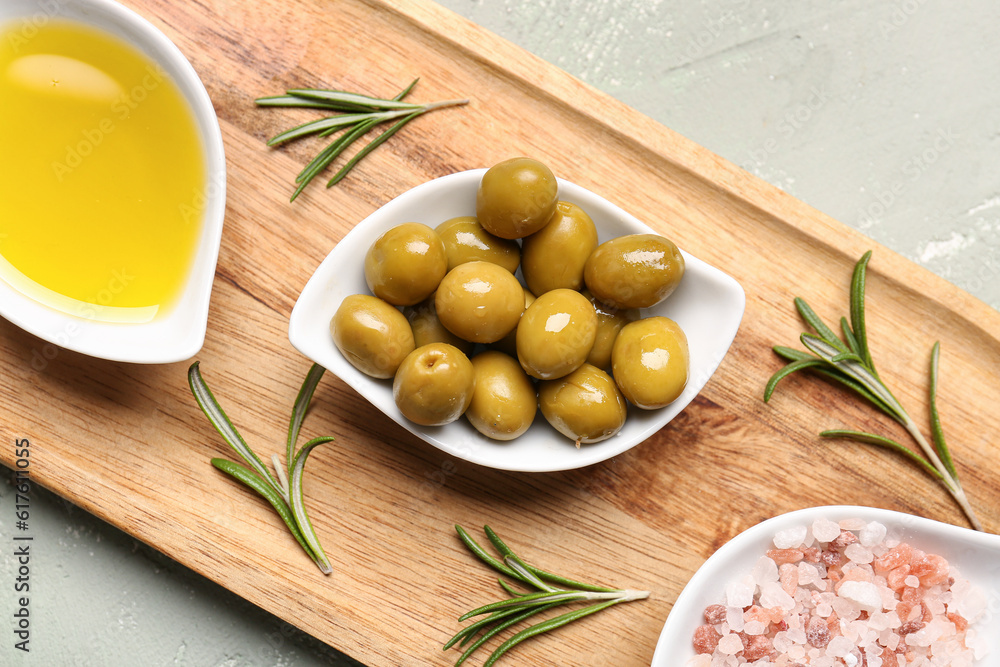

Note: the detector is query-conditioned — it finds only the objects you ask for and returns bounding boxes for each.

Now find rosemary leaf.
[484,525,616,594]
[483,525,518,561]
[190,363,336,573]
[765,252,983,530]
[840,316,862,356]
[763,358,828,402]
[257,79,467,199]
[455,603,561,666]
[289,437,336,575]
[799,333,906,422]
[267,112,401,147]
[459,590,587,622]
[445,605,535,651]
[929,342,958,479]
[290,118,381,201]
[254,95,368,111]
[211,458,315,561]
[482,600,623,667]
[794,297,847,352]
[773,346,814,362]
[819,430,943,480]
[456,525,523,582]
[286,363,326,474]
[188,362,282,496]
[505,555,558,593]
[297,118,376,181]
[325,110,421,188]
[449,526,647,664]
[497,579,528,598]
[393,77,419,101]
[849,250,876,372]
[285,88,422,110]
[769,345,899,417]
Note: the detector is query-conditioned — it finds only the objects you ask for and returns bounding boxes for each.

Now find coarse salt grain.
[691,520,989,666]
[812,518,842,543]
[838,580,883,613]
[773,525,808,549]
[726,578,754,608]
[844,542,873,564]
[752,555,779,585]
[718,633,743,655]
[859,521,888,547]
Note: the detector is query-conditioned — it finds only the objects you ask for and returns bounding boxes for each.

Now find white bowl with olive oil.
[0,0,225,364]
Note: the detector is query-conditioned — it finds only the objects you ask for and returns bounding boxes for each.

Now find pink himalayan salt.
[717,632,743,655]
[691,519,987,665]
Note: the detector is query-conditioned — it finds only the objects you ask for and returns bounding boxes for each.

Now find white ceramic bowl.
[653,506,1000,665]
[289,169,745,472]
[0,0,225,364]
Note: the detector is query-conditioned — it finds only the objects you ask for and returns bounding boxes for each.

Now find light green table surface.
[3,1,998,665]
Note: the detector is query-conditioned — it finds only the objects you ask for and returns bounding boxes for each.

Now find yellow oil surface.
[0,20,206,320]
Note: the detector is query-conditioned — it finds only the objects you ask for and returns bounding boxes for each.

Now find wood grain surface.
[2,1,999,665]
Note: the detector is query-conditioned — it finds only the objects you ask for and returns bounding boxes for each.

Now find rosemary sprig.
[447,526,648,666]
[764,251,983,531]
[256,79,468,201]
[188,362,334,573]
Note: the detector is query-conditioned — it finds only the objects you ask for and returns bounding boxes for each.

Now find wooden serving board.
[3,1,999,664]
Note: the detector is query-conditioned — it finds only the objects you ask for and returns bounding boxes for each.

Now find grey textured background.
[3,1,998,665]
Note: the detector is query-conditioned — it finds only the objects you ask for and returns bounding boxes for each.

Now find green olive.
[521,201,598,295]
[491,287,536,357]
[435,216,521,273]
[466,351,537,441]
[612,316,689,409]
[538,363,626,445]
[364,222,448,306]
[402,295,474,355]
[435,261,525,344]
[330,294,415,379]
[392,343,475,426]
[476,157,558,239]
[583,233,685,309]
[582,289,638,370]
[516,288,597,380]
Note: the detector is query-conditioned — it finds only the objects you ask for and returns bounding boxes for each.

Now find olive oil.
[0,20,205,322]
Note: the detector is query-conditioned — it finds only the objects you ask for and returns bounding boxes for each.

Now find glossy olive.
[582,289,638,370]
[516,288,597,380]
[330,294,415,379]
[402,295,473,355]
[490,287,536,358]
[364,222,448,306]
[435,261,525,344]
[538,363,626,445]
[392,343,475,426]
[612,316,689,409]
[476,157,558,239]
[435,216,521,273]
[521,201,598,295]
[584,233,685,309]
[466,351,537,441]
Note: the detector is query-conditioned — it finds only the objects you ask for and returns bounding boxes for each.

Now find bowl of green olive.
[288,159,745,472]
